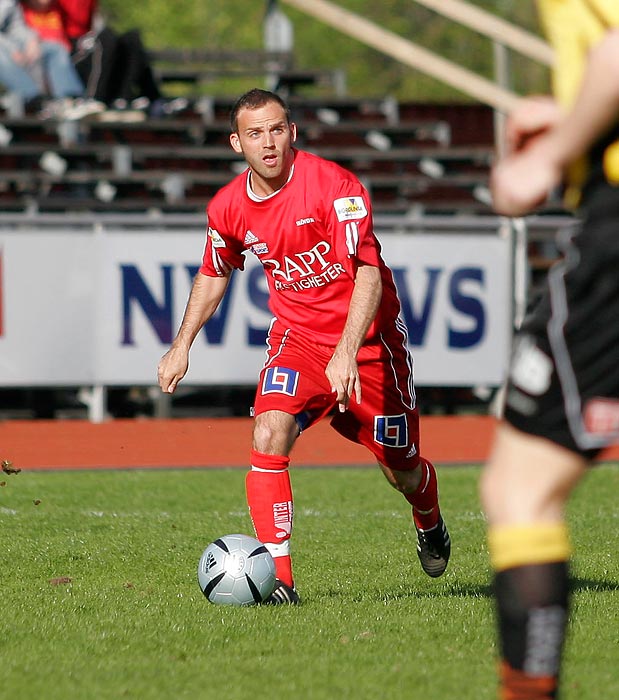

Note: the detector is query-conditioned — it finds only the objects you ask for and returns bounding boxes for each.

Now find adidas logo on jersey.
[244,230,259,245]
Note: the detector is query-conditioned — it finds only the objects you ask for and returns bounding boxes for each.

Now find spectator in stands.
[0,0,83,109]
[58,0,164,115]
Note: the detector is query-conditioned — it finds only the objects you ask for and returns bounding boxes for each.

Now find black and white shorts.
[503,197,619,458]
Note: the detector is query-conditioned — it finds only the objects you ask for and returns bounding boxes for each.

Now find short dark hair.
[230,88,290,132]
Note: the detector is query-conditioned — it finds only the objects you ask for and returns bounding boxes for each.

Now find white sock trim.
[250,465,289,474]
[264,541,290,558]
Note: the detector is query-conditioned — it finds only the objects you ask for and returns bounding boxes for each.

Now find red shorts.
[253,319,421,470]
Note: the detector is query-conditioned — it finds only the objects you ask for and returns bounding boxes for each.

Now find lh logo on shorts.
[374,414,408,448]
[262,366,299,396]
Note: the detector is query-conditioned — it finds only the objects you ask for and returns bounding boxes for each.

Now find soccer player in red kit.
[158,88,450,603]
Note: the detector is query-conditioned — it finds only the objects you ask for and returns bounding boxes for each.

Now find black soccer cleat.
[264,579,301,605]
[415,515,451,578]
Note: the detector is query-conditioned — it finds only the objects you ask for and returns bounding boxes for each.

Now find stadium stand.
[0,37,568,420]
[0,93,497,216]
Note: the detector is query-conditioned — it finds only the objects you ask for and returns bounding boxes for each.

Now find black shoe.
[265,579,300,605]
[415,516,451,578]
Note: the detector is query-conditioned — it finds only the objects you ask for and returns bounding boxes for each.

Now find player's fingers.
[157,362,177,394]
[353,374,362,404]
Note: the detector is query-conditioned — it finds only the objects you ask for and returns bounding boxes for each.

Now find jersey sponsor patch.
[583,398,619,435]
[207,227,226,248]
[374,414,409,448]
[251,242,269,255]
[333,196,368,222]
[261,366,299,397]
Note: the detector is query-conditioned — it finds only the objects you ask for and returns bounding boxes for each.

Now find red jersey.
[200,149,402,346]
[22,2,70,50]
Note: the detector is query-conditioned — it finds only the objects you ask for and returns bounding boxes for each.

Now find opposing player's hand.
[505,95,562,154]
[157,346,189,394]
[491,138,562,217]
[325,350,361,413]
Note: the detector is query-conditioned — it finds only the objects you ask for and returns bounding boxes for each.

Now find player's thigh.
[481,422,586,526]
[253,325,335,438]
[333,344,420,471]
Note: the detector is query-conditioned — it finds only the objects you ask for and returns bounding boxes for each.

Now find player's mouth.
[262,153,279,167]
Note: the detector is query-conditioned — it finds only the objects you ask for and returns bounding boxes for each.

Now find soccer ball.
[197,534,276,606]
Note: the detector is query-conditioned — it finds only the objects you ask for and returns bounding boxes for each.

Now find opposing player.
[481,2,619,697]
[157,88,450,603]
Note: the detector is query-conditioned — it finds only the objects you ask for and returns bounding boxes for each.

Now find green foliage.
[1,464,618,699]
[98,0,549,100]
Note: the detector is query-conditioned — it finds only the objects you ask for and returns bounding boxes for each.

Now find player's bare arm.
[492,30,619,216]
[326,263,382,412]
[157,272,231,394]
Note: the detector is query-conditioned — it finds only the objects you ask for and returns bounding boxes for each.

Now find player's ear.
[290,122,297,143]
[230,132,243,153]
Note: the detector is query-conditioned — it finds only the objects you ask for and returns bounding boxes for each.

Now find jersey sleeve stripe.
[345,222,359,255]
[211,246,231,276]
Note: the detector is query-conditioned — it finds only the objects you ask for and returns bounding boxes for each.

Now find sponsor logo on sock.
[524,606,566,676]
[273,500,293,539]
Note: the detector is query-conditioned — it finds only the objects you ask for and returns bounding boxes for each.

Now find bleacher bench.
[148,48,347,97]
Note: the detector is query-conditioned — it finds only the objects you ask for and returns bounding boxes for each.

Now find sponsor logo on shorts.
[510,335,553,395]
[583,398,619,435]
[374,414,409,448]
[262,366,299,397]
[333,196,368,222]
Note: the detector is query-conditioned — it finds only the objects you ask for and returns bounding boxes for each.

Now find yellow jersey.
[537,0,619,204]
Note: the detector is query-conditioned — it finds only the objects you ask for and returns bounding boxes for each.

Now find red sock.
[404,457,440,531]
[245,449,294,588]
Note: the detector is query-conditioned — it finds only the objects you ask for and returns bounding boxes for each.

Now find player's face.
[230,102,297,196]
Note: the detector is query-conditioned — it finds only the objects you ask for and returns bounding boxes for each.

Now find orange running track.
[1,415,618,471]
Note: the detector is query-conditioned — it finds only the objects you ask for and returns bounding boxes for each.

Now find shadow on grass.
[318,580,494,603]
[570,576,619,593]
[321,575,619,604]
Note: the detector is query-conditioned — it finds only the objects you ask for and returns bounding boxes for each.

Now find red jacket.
[57,0,96,39]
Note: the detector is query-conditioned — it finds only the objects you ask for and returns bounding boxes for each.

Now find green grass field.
[1,464,618,700]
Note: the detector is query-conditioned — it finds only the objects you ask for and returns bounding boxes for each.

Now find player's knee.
[253,410,299,454]
[380,461,422,495]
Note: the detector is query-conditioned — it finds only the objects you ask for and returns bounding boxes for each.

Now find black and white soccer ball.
[197,534,276,606]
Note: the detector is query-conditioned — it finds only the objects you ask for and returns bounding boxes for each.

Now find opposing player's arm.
[326,262,382,412]
[157,272,231,394]
[492,29,619,216]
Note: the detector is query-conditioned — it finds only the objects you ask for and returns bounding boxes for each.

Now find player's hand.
[505,95,562,154]
[157,346,189,394]
[325,350,361,413]
[491,137,562,216]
